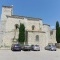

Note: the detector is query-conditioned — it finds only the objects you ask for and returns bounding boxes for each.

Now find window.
[50,31,53,35]
[36,35,39,41]
[32,25,35,30]
[39,23,42,30]
[15,24,19,29]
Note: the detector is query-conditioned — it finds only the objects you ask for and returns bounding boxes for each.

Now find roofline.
[2,5,13,8]
[43,24,50,27]
[6,15,42,21]
[52,29,56,30]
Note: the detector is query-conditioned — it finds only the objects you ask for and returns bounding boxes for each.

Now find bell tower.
[1,5,13,21]
[0,6,13,47]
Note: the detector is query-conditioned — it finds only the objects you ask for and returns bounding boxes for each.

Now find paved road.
[0,50,60,60]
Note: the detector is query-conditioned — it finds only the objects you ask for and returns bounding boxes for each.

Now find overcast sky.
[0,0,60,29]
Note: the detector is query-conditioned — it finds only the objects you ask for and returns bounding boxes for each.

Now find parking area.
[0,50,60,60]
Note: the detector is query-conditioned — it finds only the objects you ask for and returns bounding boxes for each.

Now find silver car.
[22,45,31,51]
[45,45,56,51]
[31,45,40,51]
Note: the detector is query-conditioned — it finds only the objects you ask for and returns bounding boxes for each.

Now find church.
[0,5,56,48]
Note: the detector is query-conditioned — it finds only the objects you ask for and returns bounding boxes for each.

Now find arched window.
[36,35,39,41]
[15,24,19,29]
[32,25,35,30]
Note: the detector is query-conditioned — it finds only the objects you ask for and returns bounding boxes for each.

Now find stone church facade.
[0,5,56,48]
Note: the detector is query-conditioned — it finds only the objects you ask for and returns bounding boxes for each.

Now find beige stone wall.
[5,17,23,31]
[50,29,57,43]
[27,31,47,48]
[5,17,43,31]
[2,29,19,47]
[27,20,43,31]
[1,6,13,21]
[3,17,43,46]
[3,32,14,46]
[43,24,50,45]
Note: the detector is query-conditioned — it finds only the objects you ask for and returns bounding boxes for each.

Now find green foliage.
[57,27,60,43]
[56,21,60,43]
[56,21,59,30]
[18,23,25,44]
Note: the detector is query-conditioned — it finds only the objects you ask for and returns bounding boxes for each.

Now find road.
[0,50,60,60]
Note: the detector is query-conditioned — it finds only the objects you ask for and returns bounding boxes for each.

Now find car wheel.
[55,50,56,51]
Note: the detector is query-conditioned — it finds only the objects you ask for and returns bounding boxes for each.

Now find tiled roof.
[6,15,42,21]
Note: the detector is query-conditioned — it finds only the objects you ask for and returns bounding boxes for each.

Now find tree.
[56,21,59,31]
[56,21,60,43]
[18,23,25,44]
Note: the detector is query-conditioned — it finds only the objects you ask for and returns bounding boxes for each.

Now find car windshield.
[48,45,56,47]
[25,45,29,46]
[15,44,20,46]
[51,45,56,47]
[35,45,39,47]
[48,45,51,47]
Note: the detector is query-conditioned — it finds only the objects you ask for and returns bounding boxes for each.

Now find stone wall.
[43,24,50,45]
[50,29,56,43]
[1,6,13,21]
[27,31,47,48]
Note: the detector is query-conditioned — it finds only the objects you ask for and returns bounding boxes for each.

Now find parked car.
[31,45,40,51]
[11,44,21,51]
[22,45,31,51]
[45,45,56,51]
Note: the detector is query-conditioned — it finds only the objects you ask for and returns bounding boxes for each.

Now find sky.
[0,0,60,29]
